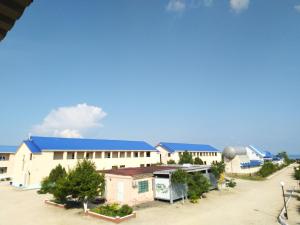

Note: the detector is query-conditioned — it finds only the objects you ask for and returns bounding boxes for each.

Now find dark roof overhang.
[0,0,33,41]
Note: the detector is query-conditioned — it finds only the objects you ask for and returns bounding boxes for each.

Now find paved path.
[0,165,298,225]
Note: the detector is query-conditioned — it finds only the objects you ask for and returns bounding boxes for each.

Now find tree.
[171,169,188,203]
[210,161,225,181]
[277,152,291,165]
[258,161,277,177]
[187,172,210,203]
[68,160,105,212]
[167,159,176,165]
[179,151,193,164]
[39,164,67,194]
[194,157,204,165]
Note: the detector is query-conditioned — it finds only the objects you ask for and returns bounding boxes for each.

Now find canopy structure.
[0,0,33,41]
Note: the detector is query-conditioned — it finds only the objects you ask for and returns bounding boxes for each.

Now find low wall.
[86,210,136,223]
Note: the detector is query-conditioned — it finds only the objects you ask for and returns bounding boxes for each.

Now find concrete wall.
[157,146,222,165]
[12,143,160,188]
[224,157,261,174]
[105,174,154,206]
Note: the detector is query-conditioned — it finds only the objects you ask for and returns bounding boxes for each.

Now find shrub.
[167,159,176,165]
[194,157,203,165]
[210,161,225,181]
[187,172,210,203]
[258,162,277,177]
[227,179,236,188]
[92,204,133,217]
[294,166,300,180]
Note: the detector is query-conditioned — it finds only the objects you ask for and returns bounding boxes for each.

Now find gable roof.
[23,136,156,153]
[0,145,18,153]
[158,142,220,153]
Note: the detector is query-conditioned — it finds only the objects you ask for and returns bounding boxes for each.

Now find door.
[117,181,124,202]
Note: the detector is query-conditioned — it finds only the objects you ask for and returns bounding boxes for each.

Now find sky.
[0,0,300,154]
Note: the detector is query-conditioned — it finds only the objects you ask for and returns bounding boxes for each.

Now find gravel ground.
[0,165,298,225]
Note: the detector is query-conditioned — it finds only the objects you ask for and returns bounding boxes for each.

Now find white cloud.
[166,0,186,12]
[295,5,300,13]
[230,0,250,13]
[32,103,107,138]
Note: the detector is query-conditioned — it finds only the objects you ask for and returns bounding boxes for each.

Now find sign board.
[154,178,170,200]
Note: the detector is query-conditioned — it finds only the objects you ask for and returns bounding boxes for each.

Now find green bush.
[179,151,193,164]
[227,179,236,188]
[187,172,210,203]
[92,204,133,217]
[294,166,300,180]
[194,157,203,165]
[258,162,277,177]
[167,159,176,165]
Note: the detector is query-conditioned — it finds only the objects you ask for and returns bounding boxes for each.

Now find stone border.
[85,210,136,223]
[44,200,66,209]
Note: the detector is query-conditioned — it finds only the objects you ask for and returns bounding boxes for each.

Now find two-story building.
[12,136,160,188]
[0,145,17,180]
[156,142,222,165]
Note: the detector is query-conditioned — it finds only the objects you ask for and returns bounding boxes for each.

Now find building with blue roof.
[0,145,18,180]
[12,136,160,188]
[156,142,222,165]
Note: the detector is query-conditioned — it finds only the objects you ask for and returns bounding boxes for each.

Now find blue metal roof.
[0,145,18,153]
[158,142,220,153]
[24,136,155,153]
[249,145,273,158]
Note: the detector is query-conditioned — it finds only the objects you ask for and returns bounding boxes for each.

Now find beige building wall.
[0,153,15,179]
[224,157,261,174]
[156,146,222,165]
[105,174,154,206]
[12,143,160,188]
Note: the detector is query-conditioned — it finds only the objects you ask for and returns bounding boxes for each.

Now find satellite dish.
[223,147,236,160]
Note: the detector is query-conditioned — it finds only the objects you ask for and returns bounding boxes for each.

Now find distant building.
[12,136,160,188]
[0,145,18,180]
[156,142,222,165]
[223,145,272,174]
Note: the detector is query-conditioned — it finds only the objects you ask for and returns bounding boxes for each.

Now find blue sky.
[0,0,300,154]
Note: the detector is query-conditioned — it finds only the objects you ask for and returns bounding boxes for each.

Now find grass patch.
[226,174,265,181]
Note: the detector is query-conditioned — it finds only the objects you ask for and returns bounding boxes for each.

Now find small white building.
[156,142,222,165]
[0,145,17,180]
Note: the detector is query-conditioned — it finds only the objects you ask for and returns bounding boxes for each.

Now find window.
[140,164,145,167]
[95,152,102,158]
[30,153,33,160]
[168,153,171,157]
[86,152,93,159]
[120,152,125,158]
[134,152,138,158]
[77,152,84,159]
[215,152,217,156]
[146,152,151,157]
[112,152,118,158]
[53,152,64,160]
[200,152,203,156]
[105,152,111,158]
[138,180,149,193]
[0,167,7,174]
[146,164,151,167]
[0,155,6,161]
[126,152,131,158]
[140,152,144,157]
[120,165,125,168]
[67,152,75,160]
[112,165,118,169]
[204,161,207,165]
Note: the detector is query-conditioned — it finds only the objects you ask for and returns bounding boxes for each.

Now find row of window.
[111,164,151,169]
[53,151,152,160]
[0,155,8,161]
[177,152,218,157]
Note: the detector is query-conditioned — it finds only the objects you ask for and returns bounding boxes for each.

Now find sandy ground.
[0,165,299,225]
